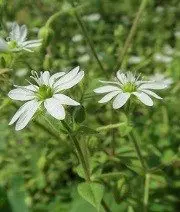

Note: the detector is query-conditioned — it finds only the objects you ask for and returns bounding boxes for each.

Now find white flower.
[154,53,173,64]
[149,73,173,88]
[83,13,101,22]
[8,66,84,131]
[94,71,167,109]
[72,34,83,42]
[0,22,42,52]
[128,56,142,64]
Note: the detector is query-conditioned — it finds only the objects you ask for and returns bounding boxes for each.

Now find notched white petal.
[8,88,35,101]
[133,92,153,106]
[49,72,65,86]
[44,98,65,120]
[55,71,84,91]
[94,85,121,93]
[98,91,121,103]
[116,71,127,84]
[54,94,80,106]
[139,82,167,90]
[53,66,80,88]
[141,89,162,99]
[15,100,40,131]
[113,92,130,109]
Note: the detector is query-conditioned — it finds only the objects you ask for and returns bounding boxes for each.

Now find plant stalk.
[61,120,91,181]
[128,131,147,171]
[143,173,150,212]
[114,0,148,71]
[71,2,108,78]
[61,120,111,212]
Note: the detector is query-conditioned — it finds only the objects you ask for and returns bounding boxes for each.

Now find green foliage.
[77,182,104,211]
[0,0,180,211]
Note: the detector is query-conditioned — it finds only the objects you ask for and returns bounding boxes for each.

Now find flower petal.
[22,39,42,48]
[10,22,20,41]
[49,72,66,86]
[19,25,27,42]
[53,66,80,88]
[139,82,167,90]
[54,94,80,106]
[41,71,50,85]
[99,80,120,86]
[141,89,162,99]
[15,100,40,131]
[113,92,130,109]
[55,71,84,91]
[116,71,127,84]
[14,85,38,92]
[94,85,121,93]
[98,91,121,103]
[8,88,35,101]
[44,98,65,120]
[133,92,153,106]
[0,38,8,51]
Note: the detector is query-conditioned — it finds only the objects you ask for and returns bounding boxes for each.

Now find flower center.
[122,82,137,93]
[36,85,53,100]
[8,40,18,49]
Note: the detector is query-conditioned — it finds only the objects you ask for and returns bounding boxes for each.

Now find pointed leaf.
[77,182,104,211]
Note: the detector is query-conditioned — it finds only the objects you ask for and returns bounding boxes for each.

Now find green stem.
[101,199,111,212]
[61,120,91,181]
[114,0,148,71]
[61,120,111,212]
[128,131,147,172]
[71,2,108,78]
[143,173,150,212]
[97,123,125,131]
[46,3,88,27]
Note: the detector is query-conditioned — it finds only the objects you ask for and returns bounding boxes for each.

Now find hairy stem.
[46,3,87,27]
[71,2,108,78]
[114,0,148,71]
[61,120,91,181]
[143,173,150,212]
[128,131,147,171]
[61,120,111,212]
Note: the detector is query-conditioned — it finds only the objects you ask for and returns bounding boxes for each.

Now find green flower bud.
[38,26,54,47]
[43,54,53,70]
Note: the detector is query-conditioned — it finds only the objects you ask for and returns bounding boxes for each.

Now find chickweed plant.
[0,0,179,212]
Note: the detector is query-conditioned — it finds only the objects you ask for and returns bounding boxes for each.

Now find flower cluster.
[8,67,171,131]
[0,22,42,52]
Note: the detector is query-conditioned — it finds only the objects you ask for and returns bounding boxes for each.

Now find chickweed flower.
[149,73,173,88]
[8,66,84,131]
[94,71,167,109]
[0,22,42,52]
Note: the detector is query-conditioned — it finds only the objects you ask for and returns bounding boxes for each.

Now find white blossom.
[154,53,173,64]
[149,73,173,88]
[94,71,167,109]
[0,22,42,52]
[83,13,101,22]
[8,66,84,131]
[128,56,142,64]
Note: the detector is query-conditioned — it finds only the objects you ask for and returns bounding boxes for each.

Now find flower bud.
[38,26,54,47]
[43,54,53,70]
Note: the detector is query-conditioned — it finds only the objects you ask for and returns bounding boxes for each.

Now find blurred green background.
[0,0,180,211]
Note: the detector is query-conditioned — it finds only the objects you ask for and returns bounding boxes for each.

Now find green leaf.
[119,123,132,137]
[77,182,104,211]
[73,106,86,123]
[0,56,6,68]
[7,176,29,212]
